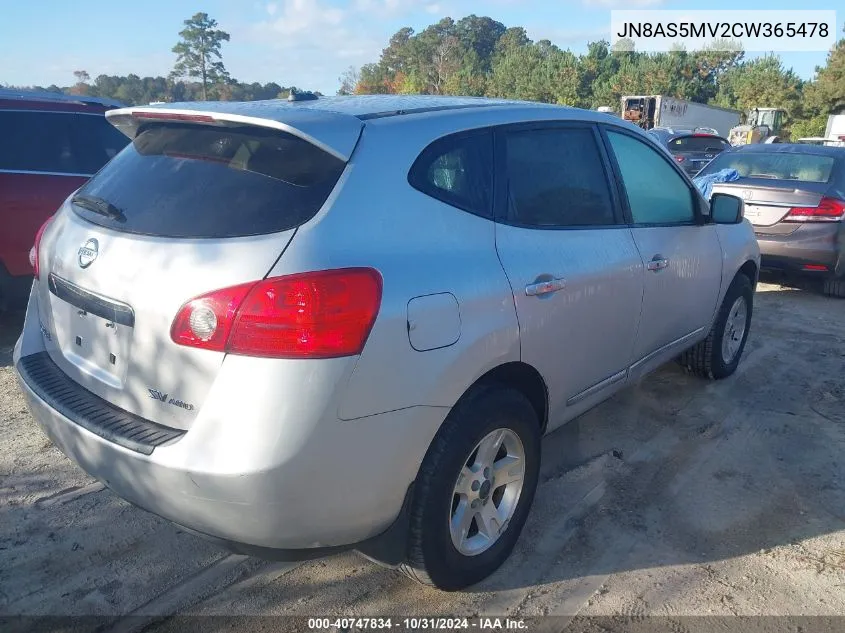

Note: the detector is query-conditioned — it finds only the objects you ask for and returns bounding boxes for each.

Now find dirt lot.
[2,276,845,632]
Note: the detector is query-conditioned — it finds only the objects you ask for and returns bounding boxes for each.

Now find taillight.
[674,155,685,163]
[29,215,55,279]
[171,268,383,359]
[785,197,845,222]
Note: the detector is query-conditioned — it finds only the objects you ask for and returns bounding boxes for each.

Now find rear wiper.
[72,194,126,222]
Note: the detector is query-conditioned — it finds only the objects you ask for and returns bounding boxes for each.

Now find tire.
[679,274,753,380]
[400,385,541,590]
[823,278,845,298]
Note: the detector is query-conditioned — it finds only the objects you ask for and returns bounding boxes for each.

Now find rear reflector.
[30,215,55,279]
[171,268,383,359]
[803,264,828,271]
[786,197,845,222]
[131,111,216,123]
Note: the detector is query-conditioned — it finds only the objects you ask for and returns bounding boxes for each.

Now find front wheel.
[400,386,541,590]
[680,274,753,379]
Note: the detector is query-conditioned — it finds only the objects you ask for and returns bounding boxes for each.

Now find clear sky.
[0,0,840,95]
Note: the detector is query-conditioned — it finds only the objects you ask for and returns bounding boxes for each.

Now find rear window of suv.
[0,110,128,175]
[699,151,836,183]
[668,136,729,152]
[72,123,346,238]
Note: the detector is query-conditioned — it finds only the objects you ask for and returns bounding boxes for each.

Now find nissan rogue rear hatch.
[36,113,353,430]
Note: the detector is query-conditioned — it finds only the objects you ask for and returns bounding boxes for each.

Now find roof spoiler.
[106,102,364,162]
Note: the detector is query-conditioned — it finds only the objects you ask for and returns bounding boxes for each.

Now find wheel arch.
[738,259,759,288]
[457,361,549,433]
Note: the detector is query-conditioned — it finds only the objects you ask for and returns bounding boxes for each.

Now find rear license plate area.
[47,275,133,388]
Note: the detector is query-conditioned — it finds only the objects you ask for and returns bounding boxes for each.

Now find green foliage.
[171,12,231,100]
[713,56,802,122]
[20,74,302,107]
[807,25,845,115]
[14,11,844,139]
[350,15,844,136]
[487,41,580,105]
[789,114,829,139]
[353,15,752,109]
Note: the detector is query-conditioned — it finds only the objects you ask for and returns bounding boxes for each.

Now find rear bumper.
[755,222,844,277]
[14,289,446,555]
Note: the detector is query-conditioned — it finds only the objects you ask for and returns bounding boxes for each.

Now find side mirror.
[710,193,744,224]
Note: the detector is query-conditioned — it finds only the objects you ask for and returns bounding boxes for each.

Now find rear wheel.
[680,274,753,379]
[400,386,540,590]
[823,278,845,298]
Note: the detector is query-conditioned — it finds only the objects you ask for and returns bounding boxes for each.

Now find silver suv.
[14,95,760,590]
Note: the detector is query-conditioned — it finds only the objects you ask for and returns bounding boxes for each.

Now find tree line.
[345,15,845,139]
[12,13,314,106]
[7,12,843,138]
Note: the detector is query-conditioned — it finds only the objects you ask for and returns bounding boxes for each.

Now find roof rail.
[0,88,124,108]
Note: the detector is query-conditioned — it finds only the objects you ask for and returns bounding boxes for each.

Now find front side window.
[408,131,493,218]
[502,127,616,228]
[607,130,695,225]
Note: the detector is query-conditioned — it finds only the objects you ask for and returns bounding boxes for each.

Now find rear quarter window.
[408,131,493,218]
[0,110,128,175]
[72,123,346,238]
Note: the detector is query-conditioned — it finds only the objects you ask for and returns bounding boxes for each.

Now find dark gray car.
[647,128,731,177]
[698,144,845,297]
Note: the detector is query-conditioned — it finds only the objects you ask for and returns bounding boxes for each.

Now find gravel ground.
[2,275,845,633]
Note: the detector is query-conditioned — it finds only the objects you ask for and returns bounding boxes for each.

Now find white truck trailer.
[621,95,741,138]
[824,114,845,144]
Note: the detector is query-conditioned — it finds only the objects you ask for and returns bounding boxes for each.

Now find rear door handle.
[525,278,566,296]
[647,256,669,272]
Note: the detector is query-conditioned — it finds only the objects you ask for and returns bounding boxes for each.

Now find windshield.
[72,123,345,238]
[758,111,776,127]
[697,151,836,183]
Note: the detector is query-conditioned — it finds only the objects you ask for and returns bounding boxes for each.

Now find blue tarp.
[692,168,740,200]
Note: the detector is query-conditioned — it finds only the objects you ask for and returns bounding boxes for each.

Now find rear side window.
[700,151,836,183]
[668,136,730,152]
[0,110,128,175]
[73,123,346,238]
[408,131,493,218]
[503,127,615,227]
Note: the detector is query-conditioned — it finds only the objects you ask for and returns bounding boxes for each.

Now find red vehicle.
[0,89,129,310]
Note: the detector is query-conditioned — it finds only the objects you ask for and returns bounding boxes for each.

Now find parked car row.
[647,125,845,297]
[698,144,845,297]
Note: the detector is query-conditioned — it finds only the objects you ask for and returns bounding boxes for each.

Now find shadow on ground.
[2,283,844,623]
[0,310,25,368]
